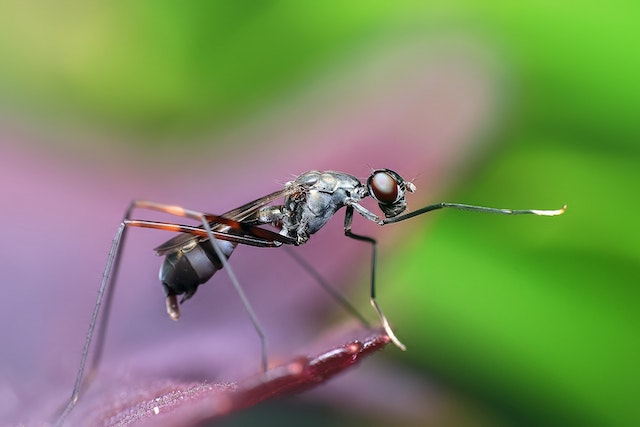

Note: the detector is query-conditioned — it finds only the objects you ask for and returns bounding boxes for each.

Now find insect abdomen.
[159,239,235,302]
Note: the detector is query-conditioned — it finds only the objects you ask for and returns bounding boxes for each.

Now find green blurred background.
[1,2,638,426]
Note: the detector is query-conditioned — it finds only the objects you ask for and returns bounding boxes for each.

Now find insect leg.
[199,217,268,371]
[55,216,130,426]
[55,201,272,425]
[281,246,370,328]
[55,203,206,425]
[383,202,566,224]
[126,200,270,371]
[343,206,407,351]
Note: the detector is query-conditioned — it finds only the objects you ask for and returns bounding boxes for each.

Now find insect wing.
[153,187,300,255]
[217,187,300,222]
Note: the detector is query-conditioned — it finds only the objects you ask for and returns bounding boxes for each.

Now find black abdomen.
[159,239,236,302]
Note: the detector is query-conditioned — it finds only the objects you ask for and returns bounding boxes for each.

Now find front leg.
[343,206,406,351]
[347,200,385,225]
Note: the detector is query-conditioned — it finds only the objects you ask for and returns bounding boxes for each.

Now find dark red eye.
[368,170,399,204]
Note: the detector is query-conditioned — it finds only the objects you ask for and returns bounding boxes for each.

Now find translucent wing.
[153,186,302,256]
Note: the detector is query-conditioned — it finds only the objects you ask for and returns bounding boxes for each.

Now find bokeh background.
[1,2,638,426]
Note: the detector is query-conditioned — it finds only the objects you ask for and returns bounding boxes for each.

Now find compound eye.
[368,170,399,204]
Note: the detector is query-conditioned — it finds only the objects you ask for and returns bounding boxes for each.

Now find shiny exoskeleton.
[55,167,564,426]
[156,169,415,318]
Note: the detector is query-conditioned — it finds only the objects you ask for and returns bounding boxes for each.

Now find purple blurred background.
[1,44,496,425]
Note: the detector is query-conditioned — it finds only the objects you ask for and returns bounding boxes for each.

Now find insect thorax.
[281,171,364,244]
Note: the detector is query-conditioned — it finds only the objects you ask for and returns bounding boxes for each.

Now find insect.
[55,169,565,425]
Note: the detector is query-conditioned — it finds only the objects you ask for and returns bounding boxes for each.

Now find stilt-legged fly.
[55,169,565,425]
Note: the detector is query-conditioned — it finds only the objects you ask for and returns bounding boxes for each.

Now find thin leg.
[54,200,271,426]
[127,201,270,370]
[282,246,370,328]
[200,218,268,371]
[132,199,295,245]
[54,221,127,427]
[383,202,566,224]
[125,219,282,247]
[343,206,406,351]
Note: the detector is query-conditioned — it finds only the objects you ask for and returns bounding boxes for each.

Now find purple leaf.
[79,331,389,427]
